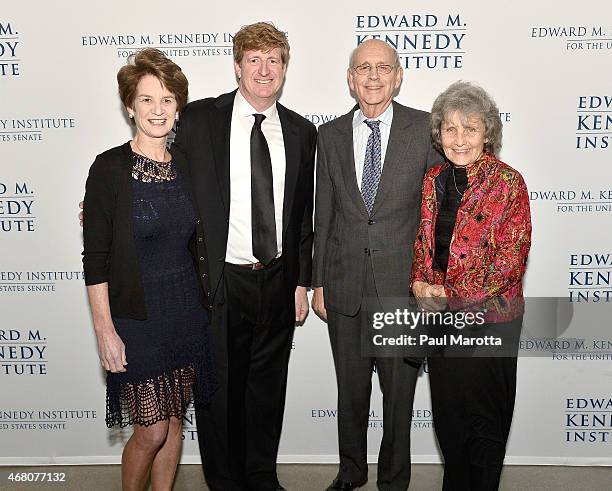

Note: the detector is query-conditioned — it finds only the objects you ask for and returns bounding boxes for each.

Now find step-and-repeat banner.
[1,0,611,465]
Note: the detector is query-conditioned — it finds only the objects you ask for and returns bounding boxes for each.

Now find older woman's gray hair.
[431,81,503,155]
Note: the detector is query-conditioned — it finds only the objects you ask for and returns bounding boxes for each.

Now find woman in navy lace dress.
[82,49,215,490]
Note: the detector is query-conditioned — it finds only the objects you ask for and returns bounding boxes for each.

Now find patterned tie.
[361,120,382,215]
[251,113,277,265]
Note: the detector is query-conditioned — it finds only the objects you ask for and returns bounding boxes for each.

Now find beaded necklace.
[130,140,176,183]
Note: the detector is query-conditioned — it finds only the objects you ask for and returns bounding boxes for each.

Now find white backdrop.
[1,0,612,466]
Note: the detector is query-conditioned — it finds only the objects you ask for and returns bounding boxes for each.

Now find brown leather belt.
[233,256,282,270]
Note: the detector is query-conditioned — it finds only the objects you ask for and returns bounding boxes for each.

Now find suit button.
[364,248,370,255]
[198,237,203,242]
[196,219,201,224]
[201,273,208,278]
[368,219,375,225]
[199,257,205,261]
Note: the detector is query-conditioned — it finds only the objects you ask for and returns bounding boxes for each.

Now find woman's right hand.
[86,284,125,372]
[412,281,447,312]
[95,323,127,373]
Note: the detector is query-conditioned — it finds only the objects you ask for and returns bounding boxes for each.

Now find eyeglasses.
[352,63,396,76]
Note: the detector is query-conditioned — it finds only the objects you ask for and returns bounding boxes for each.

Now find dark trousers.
[195,259,294,491]
[428,354,517,491]
[327,259,419,491]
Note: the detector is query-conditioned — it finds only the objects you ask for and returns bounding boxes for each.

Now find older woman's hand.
[412,281,447,311]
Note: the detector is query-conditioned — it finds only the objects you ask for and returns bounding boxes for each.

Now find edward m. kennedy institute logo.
[355,12,467,69]
[0,181,35,233]
[0,21,19,77]
[531,24,611,52]
[0,408,97,431]
[0,328,47,376]
[81,31,236,59]
[0,117,76,142]
[566,397,612,443]
[576,95,611,150]
[569,253,612,303]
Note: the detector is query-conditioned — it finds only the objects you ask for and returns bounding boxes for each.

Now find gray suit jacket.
[312,101,442,316]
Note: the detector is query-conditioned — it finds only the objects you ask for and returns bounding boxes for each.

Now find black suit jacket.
[172,90,317,305]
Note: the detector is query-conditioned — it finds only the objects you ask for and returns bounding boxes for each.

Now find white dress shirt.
[352,103,393,190]
[226,90,286,264]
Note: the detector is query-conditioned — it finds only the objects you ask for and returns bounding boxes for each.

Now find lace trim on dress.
[131,152,177,183]
[105,337,218,428]
[106,366,195,428]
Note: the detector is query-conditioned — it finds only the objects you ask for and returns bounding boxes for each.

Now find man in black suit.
[172,22,316,491]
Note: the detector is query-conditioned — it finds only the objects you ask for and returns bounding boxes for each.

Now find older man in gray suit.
[312,39,441,491]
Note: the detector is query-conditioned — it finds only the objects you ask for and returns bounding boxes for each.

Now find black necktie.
[251,113,277,265]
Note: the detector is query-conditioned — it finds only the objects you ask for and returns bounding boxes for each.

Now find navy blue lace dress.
[105,153,216,427]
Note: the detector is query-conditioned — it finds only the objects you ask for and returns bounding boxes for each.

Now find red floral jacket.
[411,152,531,321]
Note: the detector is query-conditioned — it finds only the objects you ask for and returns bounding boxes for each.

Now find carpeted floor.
[1,464,611,490]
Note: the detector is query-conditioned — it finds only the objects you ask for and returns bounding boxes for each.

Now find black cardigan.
[82,141,210,320]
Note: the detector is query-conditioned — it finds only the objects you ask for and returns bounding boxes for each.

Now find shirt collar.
[235,89,279,121]
[353,102,394,130]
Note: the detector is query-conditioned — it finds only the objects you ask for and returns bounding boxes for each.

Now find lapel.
[371,101,414,214]
[278,103,300,239]
[209,90,235,216]
[334,108,369,217]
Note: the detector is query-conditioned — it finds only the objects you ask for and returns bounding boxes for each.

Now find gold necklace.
[452,166,465,198]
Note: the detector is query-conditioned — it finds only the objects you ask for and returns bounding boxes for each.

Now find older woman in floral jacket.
[411,81,531,491]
